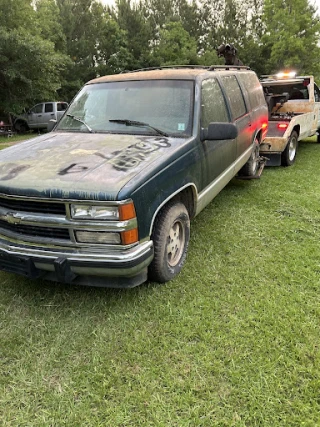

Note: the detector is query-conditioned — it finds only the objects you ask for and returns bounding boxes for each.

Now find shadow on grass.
[1,269,165,317]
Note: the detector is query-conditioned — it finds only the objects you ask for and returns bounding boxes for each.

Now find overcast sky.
[99,0,320,14]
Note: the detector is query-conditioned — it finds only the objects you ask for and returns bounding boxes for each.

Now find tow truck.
[260,71,320,166]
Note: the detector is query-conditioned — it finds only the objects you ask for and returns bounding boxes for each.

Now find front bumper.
[0,239,154,288]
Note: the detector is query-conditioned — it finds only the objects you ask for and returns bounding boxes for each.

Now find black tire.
[15,121,29,133]
[317,130,320,143]
[281,131,298,166]
[148,202,190,283]
[238,137,260,177]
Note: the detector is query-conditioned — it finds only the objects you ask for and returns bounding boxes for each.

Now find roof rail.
[124,65,251,73]
[208,65,251,71]
[125,65,210,73]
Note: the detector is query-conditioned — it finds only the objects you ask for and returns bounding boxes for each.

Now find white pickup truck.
[260,73,320,166]
[13,101,68,133]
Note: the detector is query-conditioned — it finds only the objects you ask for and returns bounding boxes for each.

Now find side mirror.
[201,122,238,141]
[47,119,57,132]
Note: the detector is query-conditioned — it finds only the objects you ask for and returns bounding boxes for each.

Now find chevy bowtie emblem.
[4,212,21,225]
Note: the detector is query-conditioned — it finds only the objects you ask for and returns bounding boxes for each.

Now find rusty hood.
[0,132,180,200]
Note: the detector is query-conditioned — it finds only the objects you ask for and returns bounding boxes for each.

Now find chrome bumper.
[0,239,154,288]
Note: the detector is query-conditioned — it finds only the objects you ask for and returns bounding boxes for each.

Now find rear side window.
[201,78,229,128]
[45,103,54,113]
[57,103,68,111]
[237,73,266,109]
[314,85,320,102]
[220,75,246,120]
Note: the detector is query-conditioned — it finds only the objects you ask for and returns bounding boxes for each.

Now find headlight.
[71,205,119,220]
[70,202,136,220]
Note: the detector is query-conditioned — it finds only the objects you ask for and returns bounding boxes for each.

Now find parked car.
[13,101,68,133]
[0,66,268,287]
[260,72,320,166]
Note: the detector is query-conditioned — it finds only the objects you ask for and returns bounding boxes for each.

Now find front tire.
[148,202,190,283]
[15,121,29,133]
[281,131,298,166]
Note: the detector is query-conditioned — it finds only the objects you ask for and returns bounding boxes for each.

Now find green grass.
[1,138,320,426]
[0,132,38,148]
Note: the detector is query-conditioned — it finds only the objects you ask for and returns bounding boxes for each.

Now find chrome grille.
[0,219,70,241]
[0,197,66,215]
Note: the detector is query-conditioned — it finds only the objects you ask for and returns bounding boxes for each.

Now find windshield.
[57,80,194,136]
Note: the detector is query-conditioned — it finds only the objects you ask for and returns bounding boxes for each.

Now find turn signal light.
[119,202,136,220]
[121,228,139,245]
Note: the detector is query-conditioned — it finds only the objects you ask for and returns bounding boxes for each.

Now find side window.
[201,78,229,128]
[237,73,266,109]
[220,75,246,120]
[57,103,68,111]
[45,103,54,113]
[314,85,320,102]
[30,104,43,114]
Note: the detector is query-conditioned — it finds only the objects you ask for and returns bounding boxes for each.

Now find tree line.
[0,0,320,114]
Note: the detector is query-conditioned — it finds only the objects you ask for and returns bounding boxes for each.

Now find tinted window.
[57,103,68,111]
[237,73,266,109]
[30,104,43,114]
[201,78,229,128]
[45,103,54,113]
[263,82,309,100]
[220,75,246,120]
[314,85,320,102]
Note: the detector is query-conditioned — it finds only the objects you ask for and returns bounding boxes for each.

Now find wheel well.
[14,120,28,129]
[292,125,300,136]
[255,130,262,143]
[150,185,196,236]
[171,186,196,219]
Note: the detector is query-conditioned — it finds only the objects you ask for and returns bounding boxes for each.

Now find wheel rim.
[166,220,185,267]
[288,137,297,161]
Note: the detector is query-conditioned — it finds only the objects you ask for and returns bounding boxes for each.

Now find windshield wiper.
[109,119,169,137]
[66,114,94,133]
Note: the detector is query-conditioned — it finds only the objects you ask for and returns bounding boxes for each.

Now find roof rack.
[125,65,251,73]
[125,65,210,73]
[208,65,251,71]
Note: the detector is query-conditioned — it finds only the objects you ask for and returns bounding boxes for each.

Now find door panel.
[219,75,253,157]
[28,103,44,128]
[201,78,236,187]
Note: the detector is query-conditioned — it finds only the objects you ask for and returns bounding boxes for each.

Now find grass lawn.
[0,132,39,148]
[0,138,320,426]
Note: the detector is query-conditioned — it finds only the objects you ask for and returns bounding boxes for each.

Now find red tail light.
[277,123,289,130]
[262,122,268,130]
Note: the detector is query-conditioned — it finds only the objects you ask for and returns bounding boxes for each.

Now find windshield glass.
[57,80,194,136]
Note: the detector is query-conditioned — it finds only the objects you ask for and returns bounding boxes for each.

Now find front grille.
[0,220,70,241]
[0,197,66,215]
